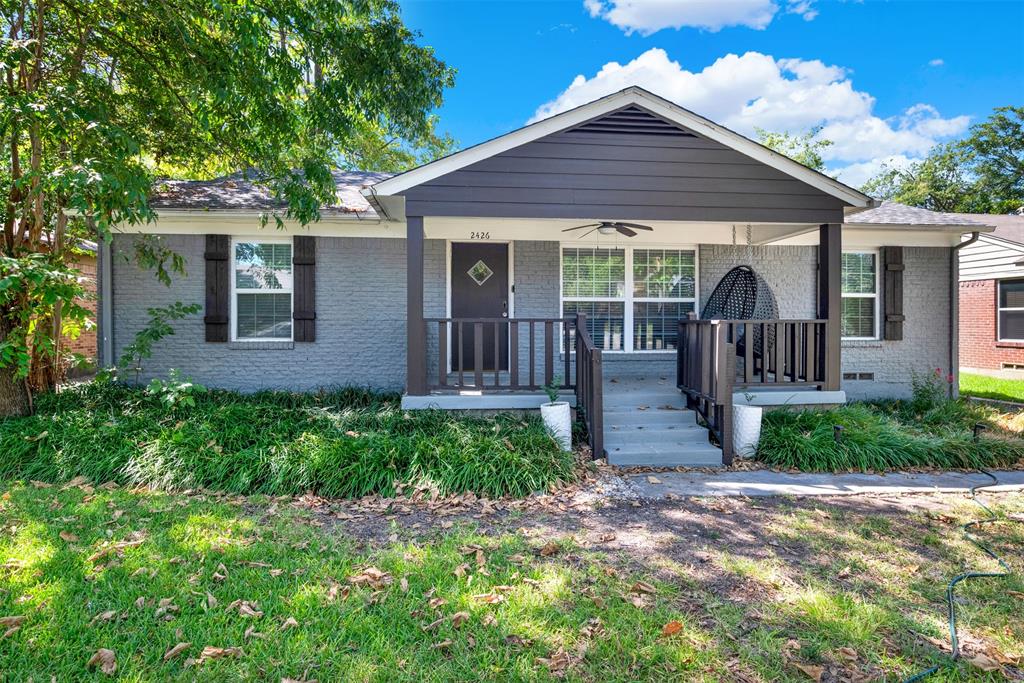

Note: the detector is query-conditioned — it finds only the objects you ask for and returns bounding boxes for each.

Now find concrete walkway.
[623,469,1024,498]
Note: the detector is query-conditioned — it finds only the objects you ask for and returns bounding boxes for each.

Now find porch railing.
[574,313,604,459]
[676,320,735,464]
[716,319,829,388]
[425,317,574,391]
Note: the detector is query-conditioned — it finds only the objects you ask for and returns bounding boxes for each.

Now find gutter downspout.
[99,235,114,368]
[950,232,980,398]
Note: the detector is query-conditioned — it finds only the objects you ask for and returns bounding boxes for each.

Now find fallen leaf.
[348,566,392,590]
[89,610,117,626]
[793,662,824,681]
[966,652,1002,672]
[630,581,656,595]
[661,621,683,636]
[837,646,858,662]
[0,616,26,628]
[244,626,264,640]
[87,648,117,675]
[431,639,453,650]
[59,531,79,542]
[206,592,217,609]
[539,541,559,557]
[399,577,409,593]
[472,592,505,604]
[837,566,852,579]
[428,597,447,609]
[280,617,299,630]
[197,646,242,664]
[647,476,662,484]
[163,642,191,661]
[451,611,470,628]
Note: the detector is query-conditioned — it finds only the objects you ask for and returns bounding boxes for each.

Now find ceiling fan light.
[597,225,617,235]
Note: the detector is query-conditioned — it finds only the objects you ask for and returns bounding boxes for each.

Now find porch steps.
[603,378,722,468]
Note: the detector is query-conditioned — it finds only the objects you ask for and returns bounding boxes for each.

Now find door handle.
[502,300,508,318]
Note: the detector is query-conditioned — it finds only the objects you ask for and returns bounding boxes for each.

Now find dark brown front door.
[451,242,509,372]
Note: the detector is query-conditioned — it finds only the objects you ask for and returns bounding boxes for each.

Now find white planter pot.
[540,401,572,452]
[732,404,763,458]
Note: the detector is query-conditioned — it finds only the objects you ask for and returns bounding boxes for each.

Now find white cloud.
[584,0,819,35]
[585,0,779,34]
[928,58,944,67]
[529,48,970,176]
[831,155,918,188]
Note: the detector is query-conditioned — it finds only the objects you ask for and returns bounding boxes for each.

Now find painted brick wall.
[111,234,445,392]
[842,247,953,399]
[959,278,1024,369]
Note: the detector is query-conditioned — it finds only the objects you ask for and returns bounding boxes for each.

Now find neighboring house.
[68,244,98,368]
[96,87,991,467]
[957,212,1024,371]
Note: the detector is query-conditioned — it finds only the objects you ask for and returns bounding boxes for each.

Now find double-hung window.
[998,279,1024,341]
[840,251,879,340]
[561,246,697,352]
[232,238,294,341]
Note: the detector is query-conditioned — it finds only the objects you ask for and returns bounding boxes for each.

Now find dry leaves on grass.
[536,649,572,677]
[347,566,392,589]
[792,662,824,681]
[163,642,190,661]
[451,611,470,628]
[86,648,117,675]
[661,621,683,637]
[59,530,79,542]
[226,600,263,618]
[280,617,299,630]
[539,541,559,557]
[188,646,243,667]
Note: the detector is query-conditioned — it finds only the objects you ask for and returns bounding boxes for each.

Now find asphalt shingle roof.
[847,201,993,228]
[149,170,391,217]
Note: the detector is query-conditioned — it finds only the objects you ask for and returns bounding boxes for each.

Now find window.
[232,239,293,341]
[561,246,696,352]
[998,279,1024,341]
[841,251,878,339]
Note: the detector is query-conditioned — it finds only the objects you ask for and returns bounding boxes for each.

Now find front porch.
[400,223,847,467]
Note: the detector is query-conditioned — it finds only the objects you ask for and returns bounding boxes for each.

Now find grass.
[757,396,1024,472]
[0,382,576,499]
[961,372,1024,403]
[1,481,1021,681]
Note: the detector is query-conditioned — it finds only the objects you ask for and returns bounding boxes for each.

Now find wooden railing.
[574,313,604,459]
[676,320,735,464]
[425,317,574,391]
[715,319,829,388]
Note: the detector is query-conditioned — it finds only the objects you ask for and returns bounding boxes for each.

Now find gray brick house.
[98,87,991,466]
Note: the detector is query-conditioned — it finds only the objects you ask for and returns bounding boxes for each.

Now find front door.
[450,242,509,372]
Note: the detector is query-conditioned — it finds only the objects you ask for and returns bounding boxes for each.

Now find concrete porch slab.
[401,392,576,410]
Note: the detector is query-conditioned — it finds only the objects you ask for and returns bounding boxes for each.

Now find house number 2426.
[469,231,490,240]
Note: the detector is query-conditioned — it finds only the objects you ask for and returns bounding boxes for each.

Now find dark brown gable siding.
[401,107,846,223]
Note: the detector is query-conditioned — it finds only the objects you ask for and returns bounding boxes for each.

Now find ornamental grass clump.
[756,375,1024,472]
[0,381,575,499]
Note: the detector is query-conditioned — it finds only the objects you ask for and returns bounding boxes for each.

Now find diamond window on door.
[467,259,494,286]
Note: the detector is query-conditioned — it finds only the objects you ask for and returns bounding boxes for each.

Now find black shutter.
[882,246,904,341]
[293,236,316,342]
[204,235,230,342]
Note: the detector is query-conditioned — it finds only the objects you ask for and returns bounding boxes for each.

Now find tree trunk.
[0,319,31,417]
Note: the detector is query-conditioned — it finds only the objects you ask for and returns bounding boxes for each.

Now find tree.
[861,106,1024,213]
[1,0,453,416]
[755,127,833,173]
[342,115,458,173]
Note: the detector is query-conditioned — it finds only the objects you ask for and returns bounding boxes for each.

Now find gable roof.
[366,86,876,209]
[150,170,390,217]
[845,201,994,231]
[948,211,1024,243]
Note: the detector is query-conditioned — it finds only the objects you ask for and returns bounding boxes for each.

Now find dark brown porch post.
[818,223,842,391]
[406,215,427,395]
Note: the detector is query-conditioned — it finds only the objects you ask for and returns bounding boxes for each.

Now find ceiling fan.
[561,221,654,239]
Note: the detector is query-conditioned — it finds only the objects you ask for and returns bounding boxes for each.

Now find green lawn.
[1,481,1021,680]
[0,382,575,498]
[960,372,1024,404]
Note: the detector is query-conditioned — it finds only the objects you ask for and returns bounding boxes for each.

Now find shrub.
[0,382,576,498]
[757,398,1024,472]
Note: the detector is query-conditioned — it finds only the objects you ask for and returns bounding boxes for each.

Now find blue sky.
[400,0,1024,185]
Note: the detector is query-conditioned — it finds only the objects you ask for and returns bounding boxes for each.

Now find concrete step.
[607,442,723,467]
[603,408,695,426]
[606,422,704,438]
[602,394,686,410]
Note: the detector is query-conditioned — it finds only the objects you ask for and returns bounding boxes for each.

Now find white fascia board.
[844,221,994,234]
[116,212,395,238]
[365,86,874,209]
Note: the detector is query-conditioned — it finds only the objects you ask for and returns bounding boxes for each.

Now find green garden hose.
[903,469,1019,682]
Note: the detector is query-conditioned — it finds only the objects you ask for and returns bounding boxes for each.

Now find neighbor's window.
[998,278,1024,341]
[232,239,293,341]
[561,246,697,352]
[840,251,878,340]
